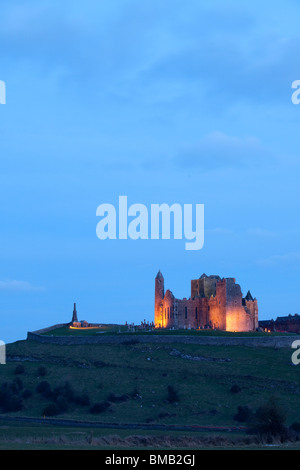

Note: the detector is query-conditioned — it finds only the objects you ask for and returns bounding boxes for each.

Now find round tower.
[154,270,164,327]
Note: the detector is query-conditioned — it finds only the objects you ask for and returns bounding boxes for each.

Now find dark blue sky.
[1,0,300,343]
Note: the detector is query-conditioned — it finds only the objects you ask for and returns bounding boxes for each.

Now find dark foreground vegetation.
[1,337,300,449]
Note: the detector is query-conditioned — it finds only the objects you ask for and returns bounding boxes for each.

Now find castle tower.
[154,270,164,327]
[72,303,78,323]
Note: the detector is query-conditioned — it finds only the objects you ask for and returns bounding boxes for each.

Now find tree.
[89,401,110,414]
[252,396,287,440]
[36,380,51,397]
[166,385,179,404]
[14,365,25,375]
[43,403,60,417]
[234,405,252,422]
[37,366,47,377]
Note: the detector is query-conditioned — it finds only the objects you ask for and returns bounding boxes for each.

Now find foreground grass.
[1,424,300,450]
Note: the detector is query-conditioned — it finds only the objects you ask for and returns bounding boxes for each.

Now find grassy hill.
[1,333,300,449]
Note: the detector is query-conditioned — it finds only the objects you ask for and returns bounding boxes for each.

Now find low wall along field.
[26,326,297,348]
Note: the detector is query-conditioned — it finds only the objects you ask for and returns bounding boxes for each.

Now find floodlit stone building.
[154,271,258,332]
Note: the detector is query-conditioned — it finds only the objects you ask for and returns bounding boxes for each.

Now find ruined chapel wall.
[175,298,198,329]
[207,279,226,330]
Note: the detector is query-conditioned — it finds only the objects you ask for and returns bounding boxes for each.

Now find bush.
[234,405,252,422]
[74,393,90,406]
[251,397,288,440]
[0,381,24,412]
[89,401,110,414]
[36,380,51,397]
[43,403,61,417]
[14,365,25,375]
[0,384,9,407]
[107,393,129,403]
[290,422,300,433]
[55,395,68,412]
[9,378,23,394]
[52,381,74,402]
[129,387,141,400]
[36,379,91,412]
[230,384,241,394]
[37,366,47,377]
[167,385,179,404]
[3,394,23,412]
[22,389,32,399]
[61,381,74,401]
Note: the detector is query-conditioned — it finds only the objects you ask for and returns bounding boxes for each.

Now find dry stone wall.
[26,331,296,348]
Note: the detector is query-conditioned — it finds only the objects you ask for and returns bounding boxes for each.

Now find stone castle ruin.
[154,270,258,332]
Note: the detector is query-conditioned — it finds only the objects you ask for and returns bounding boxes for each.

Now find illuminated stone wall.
[154,271,258,332]
[154,270,165,328]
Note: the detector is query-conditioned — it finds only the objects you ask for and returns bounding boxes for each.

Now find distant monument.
[72,303,78,323]
[70,302,100,329]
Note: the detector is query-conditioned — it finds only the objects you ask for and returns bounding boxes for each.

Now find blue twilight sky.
[1,0,300,343]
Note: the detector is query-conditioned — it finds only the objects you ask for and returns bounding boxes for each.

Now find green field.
[1,333,300,449]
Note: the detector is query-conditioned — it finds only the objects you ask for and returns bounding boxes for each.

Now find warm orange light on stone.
[155,271,258,332]
[69,325,100,330]
[225,310,245,332]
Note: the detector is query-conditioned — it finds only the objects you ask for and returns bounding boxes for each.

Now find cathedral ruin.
[154,270,258,332]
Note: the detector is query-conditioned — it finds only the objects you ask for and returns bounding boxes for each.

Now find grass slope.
[1,336,300,448]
